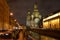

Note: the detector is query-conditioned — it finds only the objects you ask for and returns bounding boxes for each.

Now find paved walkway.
[18,30,27,40]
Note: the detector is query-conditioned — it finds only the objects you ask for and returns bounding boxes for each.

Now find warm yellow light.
[16,22,20,27]
[10,12,13,16]
[14,19,16,22]
[0,33,4,35]
[43,12,60,21]
[31,15,34,19]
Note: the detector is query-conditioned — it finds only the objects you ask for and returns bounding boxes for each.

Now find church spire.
[34,2,38,11]
[26,9,31,21]
[27,9,31,15]
[34,3,37,9]
[32,2,41,18]
[26,9,31,27]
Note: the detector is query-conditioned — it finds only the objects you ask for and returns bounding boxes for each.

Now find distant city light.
[14,19,16,21]
[5,34,8,35]
[15,27,18,29]
[13,27,18,29]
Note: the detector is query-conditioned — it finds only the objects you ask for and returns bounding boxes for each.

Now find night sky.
[7,0,60,25]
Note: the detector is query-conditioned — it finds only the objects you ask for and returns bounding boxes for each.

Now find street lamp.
[14,19,16,22]
[10,12,13,16]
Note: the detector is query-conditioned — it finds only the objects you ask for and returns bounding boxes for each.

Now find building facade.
[43,12,60,29]
[0,0,10,30]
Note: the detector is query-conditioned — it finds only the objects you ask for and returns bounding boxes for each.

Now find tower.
[26,9,31,28]
[31,2,41,28]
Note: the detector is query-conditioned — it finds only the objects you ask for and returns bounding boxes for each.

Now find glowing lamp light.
[15,27,18,29]
[14,19,16,22]
[13,27,18,29]
[10,12,13,16]
[31,15,34,19]
[5,34,8,35]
